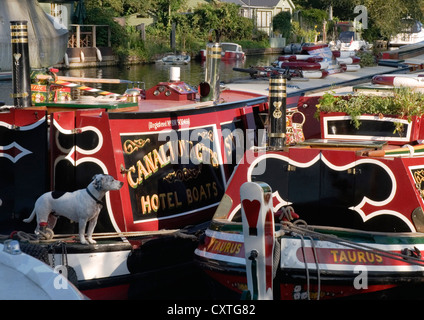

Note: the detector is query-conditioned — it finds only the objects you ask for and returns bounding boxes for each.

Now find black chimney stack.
[10,21,31,108]
[268,74,287,149]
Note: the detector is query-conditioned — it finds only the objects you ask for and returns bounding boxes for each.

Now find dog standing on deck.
[23,174,124,244]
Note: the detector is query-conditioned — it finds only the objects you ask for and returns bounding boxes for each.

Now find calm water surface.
[58,54,280,94]
[0,54,279,104]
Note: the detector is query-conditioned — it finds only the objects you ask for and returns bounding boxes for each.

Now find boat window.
[338,31,355,43]
[221,43,239,52]
[322,116,411,142]
[400,19,421,33]
[212,193,233,220]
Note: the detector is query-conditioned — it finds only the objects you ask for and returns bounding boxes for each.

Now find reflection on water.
[58,54,280,94]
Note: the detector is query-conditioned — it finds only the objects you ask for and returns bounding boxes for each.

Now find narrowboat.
[1,34,274,299]
[195,75,424,300]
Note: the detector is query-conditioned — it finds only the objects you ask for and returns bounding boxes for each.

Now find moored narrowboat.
[0,36,274,299]
[195,75,424,300]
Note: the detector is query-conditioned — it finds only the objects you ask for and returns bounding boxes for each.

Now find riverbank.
[54,41,424,70]
[54,46,285,69]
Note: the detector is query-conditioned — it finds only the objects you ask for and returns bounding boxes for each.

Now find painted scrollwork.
[123,138,151,154]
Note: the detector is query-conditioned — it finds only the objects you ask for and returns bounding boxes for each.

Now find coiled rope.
[276,219,424,300]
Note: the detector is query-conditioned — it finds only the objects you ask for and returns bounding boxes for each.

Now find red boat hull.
[277,61,328,70]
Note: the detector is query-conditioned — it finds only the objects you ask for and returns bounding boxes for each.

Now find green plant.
[273,11,292,40]
[356,51,376,67]
[316,88,424,133]
[291,21,320,43]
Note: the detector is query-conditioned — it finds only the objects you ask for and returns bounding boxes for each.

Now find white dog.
[24,174,123,244]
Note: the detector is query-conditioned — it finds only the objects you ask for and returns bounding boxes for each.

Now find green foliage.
[237,37,269,49]
[316,88,424,132]
[83,0,269,60]
[84,0,150,15]
[193,2,254,42]
[293,0,424,43]
[355,51,376,67]
[273,11,292,39]
[291,21,320,42]
[149,0,187,27]
[300,8,328,27]
[83,6,127,47]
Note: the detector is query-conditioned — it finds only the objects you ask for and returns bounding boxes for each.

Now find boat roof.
[226,52,424,98]
[137,88,265,113]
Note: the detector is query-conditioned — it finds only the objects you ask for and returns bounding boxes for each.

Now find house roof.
[240,0,281,6]
[220,0,245,5]
[220,0,294,9]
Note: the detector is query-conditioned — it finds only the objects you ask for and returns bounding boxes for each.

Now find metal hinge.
[347,168,361,175]
[286,164,296,172]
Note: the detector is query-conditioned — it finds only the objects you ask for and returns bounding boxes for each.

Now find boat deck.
[137,89,265,112]
[2,50,424,112]
[24,86,267,114]
[226,53,424,97]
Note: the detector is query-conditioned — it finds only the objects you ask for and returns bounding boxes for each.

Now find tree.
[193,2,253,41]
[293,0,361,20]
[293,0,424,42]
[84,0,151,15]
[362,0,424,40]
[148,0,187,28]
[273,11,292,39]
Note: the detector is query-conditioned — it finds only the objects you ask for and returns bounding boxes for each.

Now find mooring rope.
[0,229,196,244]
[280,222,424,267]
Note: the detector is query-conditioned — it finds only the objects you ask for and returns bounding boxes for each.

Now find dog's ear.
[92,175,102,191]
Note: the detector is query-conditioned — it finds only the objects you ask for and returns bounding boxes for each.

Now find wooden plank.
[36,74,133,84]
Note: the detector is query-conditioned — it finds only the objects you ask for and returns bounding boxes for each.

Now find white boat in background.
[0,240,85,300]
[200,42,245,61]
[331,31,371,51]
[156,54,191,65]
[391,20,424,47]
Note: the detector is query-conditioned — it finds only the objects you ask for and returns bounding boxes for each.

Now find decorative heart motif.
[242,199,261,229]
[13,53,21,61]
[273,101,282,108]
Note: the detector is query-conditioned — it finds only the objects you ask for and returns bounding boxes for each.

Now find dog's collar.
[86,188,103,205]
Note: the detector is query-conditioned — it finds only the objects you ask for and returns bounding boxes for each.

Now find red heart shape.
[242,199,261,229]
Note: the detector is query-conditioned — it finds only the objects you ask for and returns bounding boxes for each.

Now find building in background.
[37,0,77,29]
[220,0,295,35]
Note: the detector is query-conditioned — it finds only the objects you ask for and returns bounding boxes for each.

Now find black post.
[10,21,31,108]
[268,75,286,149]
[170,22,176,51]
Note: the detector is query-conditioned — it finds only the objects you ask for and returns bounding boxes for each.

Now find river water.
[0,54,279,104]
[57,54,280,95]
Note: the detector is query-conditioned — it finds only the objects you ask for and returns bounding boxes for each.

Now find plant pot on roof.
[315,88,424,145]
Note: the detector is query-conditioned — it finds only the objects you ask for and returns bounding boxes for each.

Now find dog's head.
[92,174,124,192]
